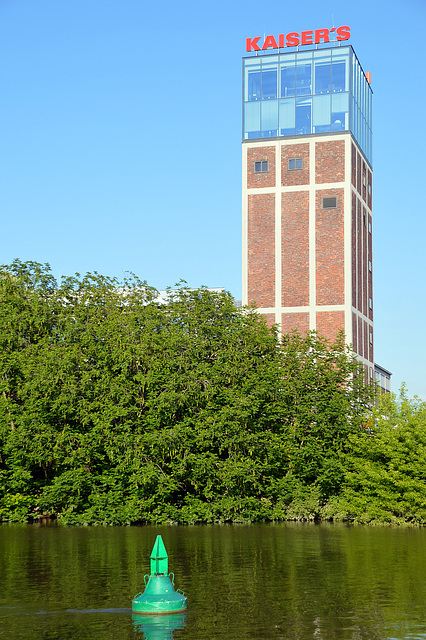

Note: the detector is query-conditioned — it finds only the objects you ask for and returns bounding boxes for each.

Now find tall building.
[242,33,375,377]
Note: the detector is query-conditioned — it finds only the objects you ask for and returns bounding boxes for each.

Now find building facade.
[242,43,375,376]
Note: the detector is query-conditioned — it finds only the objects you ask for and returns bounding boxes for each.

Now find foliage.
[2,260,422,526]
[332,387,426,524]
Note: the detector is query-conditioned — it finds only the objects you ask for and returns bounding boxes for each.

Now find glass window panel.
[279,98,295,135]
[296,97,312,135]
[331,92,348,130]
[244,59,261,102]
[280,56,296,97]
[368,89,373,129]
[261,100,278,137]
[261,58,278,100]
[332,62,347,93]
[296,60,312,96]
[350,96,356,136]
[244,101,260,139]
[332,48,349,93]
[314,50,331,95]
[247,70,261,101]
[356,107,361,145]
[362,118,367,156]
[313,94,330,132]
[356,62,361,107]
[261,69,277,99]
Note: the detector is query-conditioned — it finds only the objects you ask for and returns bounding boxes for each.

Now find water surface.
[0,522,424,639]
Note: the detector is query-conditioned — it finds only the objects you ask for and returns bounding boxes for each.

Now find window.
[254,160,268,173]
[368,183,371,195]
[368,260,372,272]
[322,197,337,209]
[363,214,366,227]
[369,331,373,345]
[288,158,303,170]
[369,297,372,310]
[368,221,372,234]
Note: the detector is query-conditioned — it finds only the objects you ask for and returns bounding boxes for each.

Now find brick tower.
[242,40,374,376]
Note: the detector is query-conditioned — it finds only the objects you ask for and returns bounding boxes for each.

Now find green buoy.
[132,535,187,615]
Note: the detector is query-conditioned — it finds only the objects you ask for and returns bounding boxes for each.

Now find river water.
[0,522,424,639]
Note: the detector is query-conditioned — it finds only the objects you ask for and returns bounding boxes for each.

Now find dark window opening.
[288,158,303,170]
[322,197,337,209]
[254,160,269,173]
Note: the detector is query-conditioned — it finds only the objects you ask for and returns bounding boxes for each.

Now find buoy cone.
[132,535,187,615]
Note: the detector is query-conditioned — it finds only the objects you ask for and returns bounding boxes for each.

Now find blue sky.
[0,0,425,398]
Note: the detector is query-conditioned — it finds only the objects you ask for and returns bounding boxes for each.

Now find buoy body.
[132,535,187,615]
[132,575,187,615]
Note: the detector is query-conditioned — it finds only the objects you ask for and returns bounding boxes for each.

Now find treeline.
[0,260,425,525]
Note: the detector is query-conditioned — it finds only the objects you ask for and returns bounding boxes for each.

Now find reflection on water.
[132,613,186,640]
[0,522,425,640]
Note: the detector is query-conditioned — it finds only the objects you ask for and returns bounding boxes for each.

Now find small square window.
[254,160,268,173]
[288,158,303,170]
[322,197,337,209]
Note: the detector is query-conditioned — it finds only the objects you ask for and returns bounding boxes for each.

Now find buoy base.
[132,575,187,615]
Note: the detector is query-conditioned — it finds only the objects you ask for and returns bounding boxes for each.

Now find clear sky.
[0,0,425,398]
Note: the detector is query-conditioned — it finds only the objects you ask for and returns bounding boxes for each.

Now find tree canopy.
[1,260,423,525]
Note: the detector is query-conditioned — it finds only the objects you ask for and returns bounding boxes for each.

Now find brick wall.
[281,191,309,306]
[315,140,345,184]
[368,213,373,321]
[357,152,361,194]
[357,199,362,312]
[261,313,276,328]
[363,319,368,361]
[369,326,374,362]
[281,143,309,186]
[281,312,309,335]
[352,312,358,352]
[247,193,275,307]
[351,143,357,188]
[352,192,357,308]
[316,310,345,342]
[316,188,344,305]
[358,316,363,358]
[362,207,368,316]
[247,147,276,189]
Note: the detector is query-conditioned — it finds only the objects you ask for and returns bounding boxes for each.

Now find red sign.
[246,26,350,52]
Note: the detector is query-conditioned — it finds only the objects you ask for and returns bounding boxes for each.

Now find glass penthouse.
[243,45,372,165]
[241,40,376,377]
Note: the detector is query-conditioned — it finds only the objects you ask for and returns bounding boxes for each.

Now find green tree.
[0,262,376,524]
[334,387,426,524]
